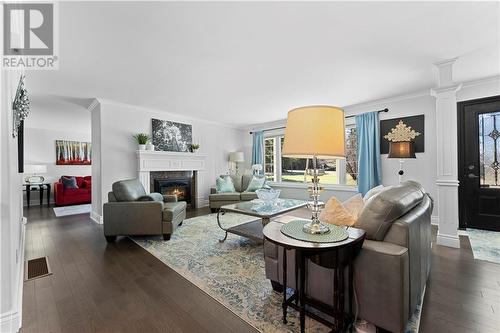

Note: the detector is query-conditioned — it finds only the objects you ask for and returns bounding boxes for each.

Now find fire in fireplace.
[154,178,192,205]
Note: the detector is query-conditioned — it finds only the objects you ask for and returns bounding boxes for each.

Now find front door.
[458,95,500,231]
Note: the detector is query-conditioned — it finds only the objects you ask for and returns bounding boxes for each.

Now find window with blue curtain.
[355,112,382,195]
[252,131,264,166]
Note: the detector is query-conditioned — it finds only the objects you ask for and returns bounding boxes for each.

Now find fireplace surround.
[150,171,196,208]
[137,150,208,208]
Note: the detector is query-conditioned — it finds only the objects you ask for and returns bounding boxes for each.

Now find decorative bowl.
[255,188,281,201]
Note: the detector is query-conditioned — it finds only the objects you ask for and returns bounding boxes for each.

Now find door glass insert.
[479,111,500,188]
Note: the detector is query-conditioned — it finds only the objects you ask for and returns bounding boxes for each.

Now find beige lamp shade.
[282,106,346,159]
[229,151,245,163]
[388,141,416,158]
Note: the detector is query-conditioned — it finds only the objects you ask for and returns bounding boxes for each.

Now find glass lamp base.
[302,221,331,235]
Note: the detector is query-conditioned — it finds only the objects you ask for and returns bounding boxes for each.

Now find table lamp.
[229,151,245,174]
[388,141,416,183]
[24,164,47,184]
[282,106,345,234]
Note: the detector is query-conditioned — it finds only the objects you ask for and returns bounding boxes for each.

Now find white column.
[431,58,462,248]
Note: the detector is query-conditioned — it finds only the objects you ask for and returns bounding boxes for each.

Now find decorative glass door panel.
[479,111,500,188]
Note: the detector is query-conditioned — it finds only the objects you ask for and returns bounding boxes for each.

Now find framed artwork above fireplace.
[152,118,192,152]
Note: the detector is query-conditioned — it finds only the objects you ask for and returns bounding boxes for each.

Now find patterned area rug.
[467,228,500,264]
[132,213,422,332]
[53,203,91,217]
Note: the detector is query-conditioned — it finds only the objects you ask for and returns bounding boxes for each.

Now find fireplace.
[154,178,191,203]
[150,171,196,208]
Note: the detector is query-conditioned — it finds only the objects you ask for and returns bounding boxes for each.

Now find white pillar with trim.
[431,58,462,248]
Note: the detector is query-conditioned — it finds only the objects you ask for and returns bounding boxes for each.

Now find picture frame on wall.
[152,118,192,152]
[380,115,425,154]
[55,140,92,165]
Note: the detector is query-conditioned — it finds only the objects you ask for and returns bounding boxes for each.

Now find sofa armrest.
[210,187,217,194]
[354,240,409,333]
[54,182,64,204]
[103,201,163,236]
[163,194,178,202]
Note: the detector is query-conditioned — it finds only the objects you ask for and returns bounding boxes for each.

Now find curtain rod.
[249,108,389,134]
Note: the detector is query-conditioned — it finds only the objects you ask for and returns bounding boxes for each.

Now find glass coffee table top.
[216,198,308,243]
[220,198,308,218]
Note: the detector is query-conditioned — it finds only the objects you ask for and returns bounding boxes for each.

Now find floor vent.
[25,257,52,281]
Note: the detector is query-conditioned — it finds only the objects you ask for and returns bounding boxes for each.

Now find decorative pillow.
[356,184,424,240]
[245,176,266,192]
[342,193,365,218]
[216,176,236,193]
[363,185,384,202]
[137,193,164,203]
[319,197,357,227]
[61,176,78,189]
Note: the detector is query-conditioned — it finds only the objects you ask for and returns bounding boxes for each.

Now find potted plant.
[133,133,151,150]
[189,143,200,153]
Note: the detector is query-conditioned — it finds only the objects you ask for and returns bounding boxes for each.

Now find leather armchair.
[263,181,432,333]
[103,179,187,242]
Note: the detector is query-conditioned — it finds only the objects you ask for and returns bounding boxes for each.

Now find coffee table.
[216,198,308,242]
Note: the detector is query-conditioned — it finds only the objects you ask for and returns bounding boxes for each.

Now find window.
[264,137,275,181]
[263,124,357,186]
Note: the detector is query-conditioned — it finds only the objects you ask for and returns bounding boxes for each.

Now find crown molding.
[95,98,242,130]
[87,98,100,112]
[461,74,500,89]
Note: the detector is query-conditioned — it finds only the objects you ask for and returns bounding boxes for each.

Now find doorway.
[458,95,500,231]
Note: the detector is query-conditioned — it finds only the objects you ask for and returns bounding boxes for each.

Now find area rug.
[132,213,422,333]
[467,228,500,264]
[53,204,91,217]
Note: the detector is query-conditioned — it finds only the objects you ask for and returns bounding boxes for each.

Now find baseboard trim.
[436,232,460,248]
[90,211,103,224]
[0,311,21,333]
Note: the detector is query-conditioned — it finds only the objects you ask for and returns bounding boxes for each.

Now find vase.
[146,143,155,151]
[139,144,146,150]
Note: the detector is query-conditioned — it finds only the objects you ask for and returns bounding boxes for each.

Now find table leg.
[46,184,51,206]
[282,247,287,324]
[299,251,306,333]
[295,252,299,306]
[340,263,345,331]
[26,185,30,208]
[217,210,228,243]
[333,266,338,332]
[348,259,354,332]
[39,185,44,206]
[262,217,270,226]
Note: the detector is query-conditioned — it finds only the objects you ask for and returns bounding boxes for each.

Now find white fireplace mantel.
[137,150,208,206]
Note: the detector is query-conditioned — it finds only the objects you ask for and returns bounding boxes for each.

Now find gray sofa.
[209,174,262,212]
[103,179,187,242]
[264,181,432,333]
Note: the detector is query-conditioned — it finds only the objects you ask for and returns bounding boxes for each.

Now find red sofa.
[54,176,91,206]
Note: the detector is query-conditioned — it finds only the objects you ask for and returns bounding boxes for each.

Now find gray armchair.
[264,181,432,333]
[103,179,187,242]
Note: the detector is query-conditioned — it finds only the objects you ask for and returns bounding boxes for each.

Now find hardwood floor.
[21,207,500,333]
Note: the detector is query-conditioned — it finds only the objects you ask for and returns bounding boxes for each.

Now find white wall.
[244,76,500,223]
[0,71,25,332]
[91,99,247,220]
[23,97,91,205]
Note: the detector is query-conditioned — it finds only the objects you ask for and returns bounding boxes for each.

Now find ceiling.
[27,1,500,127]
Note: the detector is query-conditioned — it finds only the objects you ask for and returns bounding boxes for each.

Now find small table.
[23,183,51,207]
[263,221,365,333]
[217,198,308,242]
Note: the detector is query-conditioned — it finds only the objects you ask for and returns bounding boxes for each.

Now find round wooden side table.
[263,221,365,333]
